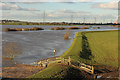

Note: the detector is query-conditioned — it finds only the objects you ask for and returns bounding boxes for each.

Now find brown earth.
[93,65,119,80]
[2,64,45,78]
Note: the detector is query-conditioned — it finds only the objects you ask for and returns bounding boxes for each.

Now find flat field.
[61,30,118,67]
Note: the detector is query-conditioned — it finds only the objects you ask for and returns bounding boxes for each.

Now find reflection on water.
[2,25,117,67]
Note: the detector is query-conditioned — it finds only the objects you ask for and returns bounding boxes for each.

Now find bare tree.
[3,42,22,59]
[64,30,70,40]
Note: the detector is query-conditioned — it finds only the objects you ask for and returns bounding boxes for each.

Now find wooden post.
[62,58,64,64]
[68,56,71,65]
[41,61,43,67]
[93,74,97,79]
[91,66,94,74]
[46,60,48,68]
[38,61,41,66]
[63,58,65,63]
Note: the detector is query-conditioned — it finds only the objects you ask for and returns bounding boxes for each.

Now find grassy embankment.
[61,30,118,67]
[28,30,118,78]
[28,63,91,79]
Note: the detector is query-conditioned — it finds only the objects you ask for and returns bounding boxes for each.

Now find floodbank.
[61,30,118,67]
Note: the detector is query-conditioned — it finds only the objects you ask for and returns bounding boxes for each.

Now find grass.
[28,63,69,78]
[28,63,91,79]
[61,30,118,67]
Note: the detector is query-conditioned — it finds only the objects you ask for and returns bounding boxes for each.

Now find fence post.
[68,56,71,65]
[93,74,97,79]
[63,58,65,64]
[61,58,64,64]
[91,66,94,74]
[41,61,43,67]
[46,60,48,68]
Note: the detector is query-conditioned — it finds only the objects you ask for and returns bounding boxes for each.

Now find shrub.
[32,27,44,30]
[4,28,10,32]
[68,26,80,29]
[38,27,44,30]
[10,28,17,31]
[81,27,88,29]
[15,28,22,31]
[64,30,70,40]
[30,28,34,31]
[4,28,22,32]
[23,28,29,31]
[32,27,39,30]
[56,27,65,30]
[56,27,60,30]
[50,28,55,30]
[97,27,100,29]
[89,26,92,28]
[61,27,65,30]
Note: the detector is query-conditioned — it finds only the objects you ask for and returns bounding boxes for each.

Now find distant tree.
[3,42,22,59]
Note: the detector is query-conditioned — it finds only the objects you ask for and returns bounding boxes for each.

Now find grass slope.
[61,30,118,67]
[28,63,92,79]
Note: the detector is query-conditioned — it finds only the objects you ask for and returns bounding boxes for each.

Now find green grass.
[28,63,68,78]
[27,63,89,79]
[61,30,118,67]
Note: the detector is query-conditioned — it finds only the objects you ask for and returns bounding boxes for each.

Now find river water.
[1,25,117,67]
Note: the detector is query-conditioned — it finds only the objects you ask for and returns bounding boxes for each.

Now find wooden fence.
[78,61,94,74]
[31,56,94,74]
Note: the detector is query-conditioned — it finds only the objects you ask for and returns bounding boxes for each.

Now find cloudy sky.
[0,0,119,23]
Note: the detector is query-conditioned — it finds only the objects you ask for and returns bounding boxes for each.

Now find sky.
[0,0,119,23]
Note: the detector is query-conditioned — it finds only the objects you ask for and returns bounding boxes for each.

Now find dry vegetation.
[49,27,66,30]
[23,28,29,31]
[64,30,70,40]
[4,26,90,32]
[32,27,44,30]
[81,27,89,29]
[4,27,44,32]
[49,27,55,30]
[15,28,22,31]
[56,27,66,30]
[68,26,80,29]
